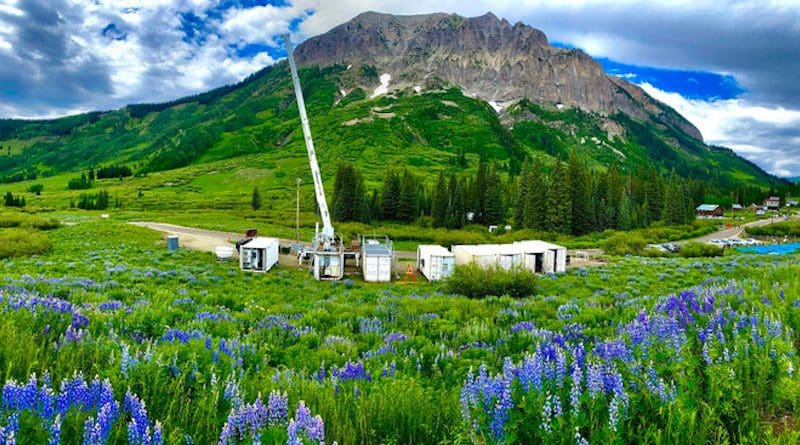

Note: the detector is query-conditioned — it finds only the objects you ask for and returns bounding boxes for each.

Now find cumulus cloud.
[640,83,800,177]
[0,0,797,174]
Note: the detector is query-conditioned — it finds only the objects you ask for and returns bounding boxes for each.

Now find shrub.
[445,263,537,299]
[67,174,92,190]
[678,241,723,258]
[0,212,60,230]
[27,184,43,195]
[601,232,647,256]
[0,228,52,258]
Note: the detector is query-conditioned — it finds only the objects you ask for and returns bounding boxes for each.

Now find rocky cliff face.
[295,11,703,141]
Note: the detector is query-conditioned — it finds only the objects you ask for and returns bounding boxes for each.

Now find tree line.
[330,152,741,233]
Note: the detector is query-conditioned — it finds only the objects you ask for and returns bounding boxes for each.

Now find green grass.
[0,219,800,443]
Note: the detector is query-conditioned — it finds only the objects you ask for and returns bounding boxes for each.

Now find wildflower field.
[1,220,800,444]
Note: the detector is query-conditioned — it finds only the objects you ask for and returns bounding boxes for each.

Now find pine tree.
[431,171,448,228]
[483,163,505,225]
[251,187,262,211]
[543,158,571,233]
[525,158,547,230]
[515,159,531,228]
[332,163,367,222]
[472,161,488,224]
[397,170,418,223]
[568,150,592,235]
[446,174,466,229]
[381,171,401,221]
[88,168,95,181]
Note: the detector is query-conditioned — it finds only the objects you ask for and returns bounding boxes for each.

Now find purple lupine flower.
[267,390,289,426]
[287,401,326,445]
[570,364,582,414]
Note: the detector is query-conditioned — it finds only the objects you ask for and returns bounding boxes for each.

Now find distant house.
[764,196,781,211]
[788,200,798,207]
[749,203,763,211]
[731,204,744,211]
[696,204,723,217]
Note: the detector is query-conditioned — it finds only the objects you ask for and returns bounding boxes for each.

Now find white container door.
[441,256,454,279]
[524,253,537,273]
[364,256,378,281]
[379,256,392,282]
[429,255,441,280]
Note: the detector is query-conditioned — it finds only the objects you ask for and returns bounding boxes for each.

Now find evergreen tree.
[380,171,401,221]
[568,150,593,235]
[483,163,505,225]
[472,161,488,224]
[525,158,547,230]
[332,163,367,222]
[515,159,531,228]
[544,158,572,233]
[88,168,95,181]
[445,174,466,229]
[250,187,262,211]
[397,169,418,223]
[431,171,448,228]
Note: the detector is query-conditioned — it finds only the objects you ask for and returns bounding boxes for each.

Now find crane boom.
[281,34,334,240]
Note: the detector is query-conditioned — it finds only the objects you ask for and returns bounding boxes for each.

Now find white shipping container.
[239,237,279,273]
[362,243,392,282]
[416,245,455,281]
[513,240,568,274]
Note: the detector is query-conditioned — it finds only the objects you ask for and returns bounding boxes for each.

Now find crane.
[281,34,343,280]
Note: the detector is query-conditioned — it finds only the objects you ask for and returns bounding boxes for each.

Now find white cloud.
[640,82,800,176]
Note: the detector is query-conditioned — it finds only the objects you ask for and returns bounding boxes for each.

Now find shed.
[513,240,568,274]
[452,244,499,269]
[362,236,393,282]
[696,204,723,217]
[731,204,744,211]
[239,237,279,273]
[416,245,455,281]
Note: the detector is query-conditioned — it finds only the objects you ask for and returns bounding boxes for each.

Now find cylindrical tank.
[166,235,179,251]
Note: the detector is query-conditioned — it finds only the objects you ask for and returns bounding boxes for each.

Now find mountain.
[296,11,703,141]
[0,11,783,197]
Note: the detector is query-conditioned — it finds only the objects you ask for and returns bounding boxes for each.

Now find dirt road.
[678,214,798,245]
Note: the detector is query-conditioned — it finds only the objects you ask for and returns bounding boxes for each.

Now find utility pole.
[296,177,301,242]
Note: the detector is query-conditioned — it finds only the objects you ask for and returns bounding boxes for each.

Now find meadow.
[0,215,800,444]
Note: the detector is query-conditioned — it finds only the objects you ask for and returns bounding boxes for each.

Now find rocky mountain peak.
[295,12,703,142]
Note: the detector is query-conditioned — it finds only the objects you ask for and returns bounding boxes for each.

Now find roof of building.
[363,243,391,256]
[696,204,721,211]
[242,237,279,249]
[513,240,567,251]
[417,245,454,256]
[732,204,744,209]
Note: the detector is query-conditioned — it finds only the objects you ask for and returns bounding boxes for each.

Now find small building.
[362,235,393,282]
[731,204,744,211]
[696,204,723,217]
[513,240,568,274]
[452,241,567,274]
[787,200,798,207]
[452,244,500,269]
[749,203,763,211]
[765,196,781,211]
[416,245,455,281]
[239,237,279,273]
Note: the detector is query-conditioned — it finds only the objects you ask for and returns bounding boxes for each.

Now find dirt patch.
[441,100,460,108]
[374,112,396,119]
[342,117,374,126]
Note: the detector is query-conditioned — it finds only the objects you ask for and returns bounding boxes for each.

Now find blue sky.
[0,0,798,176]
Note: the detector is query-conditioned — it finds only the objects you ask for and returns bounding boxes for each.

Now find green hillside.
[0,61,783,215]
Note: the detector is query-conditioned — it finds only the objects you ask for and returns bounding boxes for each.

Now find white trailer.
[416,245,455,281]
[240,237,279,273]
[513,240,567,274]
[362,240,392,282]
